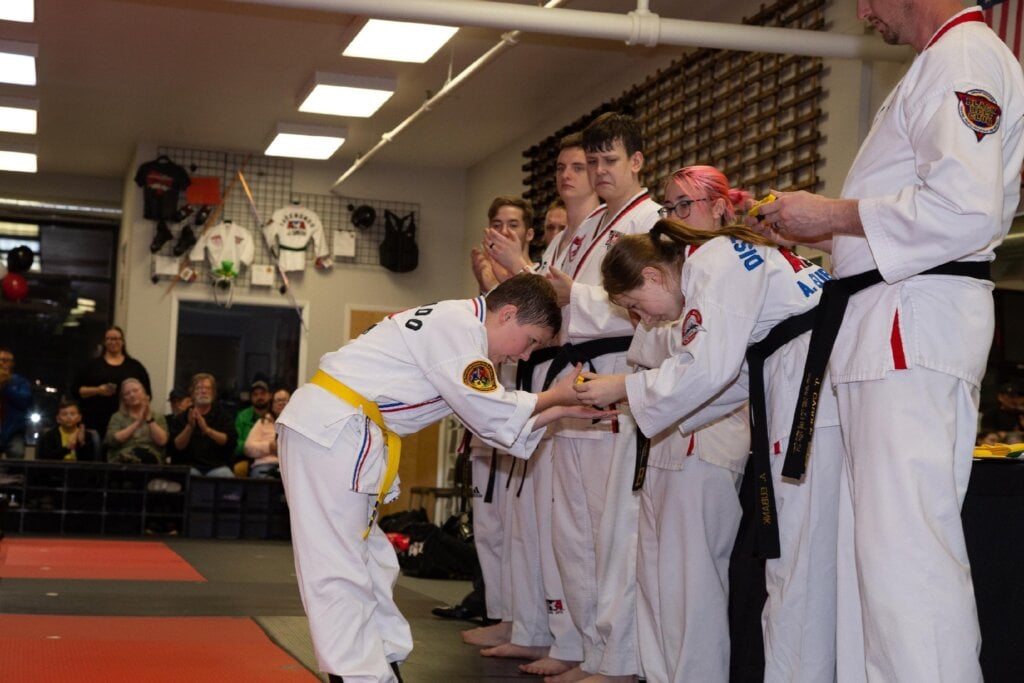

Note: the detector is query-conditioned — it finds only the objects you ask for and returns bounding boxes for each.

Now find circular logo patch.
[955,89,1001,141]
[463,360,498,392]
[681,308,704,346]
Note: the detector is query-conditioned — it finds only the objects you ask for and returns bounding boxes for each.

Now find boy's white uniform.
[550,191,660,676]
[277,296,547,681]
[625,237,844,683]
[628,320,749,683]
[827,9,1024,681]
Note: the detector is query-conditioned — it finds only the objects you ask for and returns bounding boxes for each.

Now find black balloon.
[6,245,34,274]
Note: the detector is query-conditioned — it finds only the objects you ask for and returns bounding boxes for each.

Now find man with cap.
[236,377,272,461]
[166,388,192,423]
[982,383,1021,434]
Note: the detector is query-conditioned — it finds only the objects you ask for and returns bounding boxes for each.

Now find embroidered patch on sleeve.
[463,360,498,392]
[955,89,1002,141]
[681,309,705,346]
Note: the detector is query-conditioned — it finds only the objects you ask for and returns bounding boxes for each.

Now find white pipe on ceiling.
[229,0,905,188]
[234,0,902,61]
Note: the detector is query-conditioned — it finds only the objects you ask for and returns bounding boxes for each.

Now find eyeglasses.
[104,336,123,342]
[658,197,711,219]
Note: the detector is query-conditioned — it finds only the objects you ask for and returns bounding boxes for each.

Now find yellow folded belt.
[311,370,401,539]
[973,442,1024,459]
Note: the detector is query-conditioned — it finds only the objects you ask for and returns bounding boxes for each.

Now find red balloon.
[1,272,28,301]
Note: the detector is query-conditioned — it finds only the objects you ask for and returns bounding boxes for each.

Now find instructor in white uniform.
[753,1,1024,680]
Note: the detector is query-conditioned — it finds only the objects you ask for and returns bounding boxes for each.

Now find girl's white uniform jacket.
[625,236,840,455]
[278,296,545,498]
[627,320,749,473]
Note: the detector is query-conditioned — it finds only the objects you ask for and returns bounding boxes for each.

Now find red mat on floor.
[0,539,205,581]
[0,615,317,682]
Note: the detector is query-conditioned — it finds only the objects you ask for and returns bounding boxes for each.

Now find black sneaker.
[173,224,197,256]
[173,204,195,223]
[150,221,173,253]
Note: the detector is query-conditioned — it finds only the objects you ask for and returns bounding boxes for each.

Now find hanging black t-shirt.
[134,156,191,221]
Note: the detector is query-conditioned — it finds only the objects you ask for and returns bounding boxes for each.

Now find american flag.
[981,0,1023,62]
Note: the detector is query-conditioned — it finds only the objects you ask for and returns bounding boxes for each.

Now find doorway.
[173,299,305,405]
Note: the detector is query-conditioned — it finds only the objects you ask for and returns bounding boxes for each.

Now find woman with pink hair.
[577,164,843,683]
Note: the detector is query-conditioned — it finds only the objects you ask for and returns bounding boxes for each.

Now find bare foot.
[480,643,549,659]
[461,620,512,647]
[544,665,590,683]
[578,676,638,683]
[520,656,578,677]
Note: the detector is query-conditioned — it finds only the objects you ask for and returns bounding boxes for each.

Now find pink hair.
[665,165,752,225]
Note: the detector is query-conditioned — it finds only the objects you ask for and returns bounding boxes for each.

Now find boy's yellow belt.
[311,370,401,539]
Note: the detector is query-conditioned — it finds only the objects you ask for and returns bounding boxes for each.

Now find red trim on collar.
[571,192,651,279]
[925,9,984,50]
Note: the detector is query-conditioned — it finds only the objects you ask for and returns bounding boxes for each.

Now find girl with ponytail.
[576,165,844,683]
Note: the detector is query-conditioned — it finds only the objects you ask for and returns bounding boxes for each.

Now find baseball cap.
[168,388,188,401]
[250,379,270,391]
[1000,382,1019,395]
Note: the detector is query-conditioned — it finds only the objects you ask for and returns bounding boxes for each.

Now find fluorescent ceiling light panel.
[0,146,37,173]
[299,72,397,118]
[0,221,39,236]
[0,1,34,23]
[0,40,37,86]
[343,19,458,63]
[264,123,347,160]
[0,96,38,134]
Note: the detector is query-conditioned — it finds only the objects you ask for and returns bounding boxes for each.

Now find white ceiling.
[0,0,768,185]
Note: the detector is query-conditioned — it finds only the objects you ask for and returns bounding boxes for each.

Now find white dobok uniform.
[277,297,546,682]
[627,320,749,683]
[550,191,660,676]
[829,8,1024,682]
[263,204,329,272]
[468,363,518,622]
[502,236,587,657]
[624,237,843,683]
[189,221,255,273]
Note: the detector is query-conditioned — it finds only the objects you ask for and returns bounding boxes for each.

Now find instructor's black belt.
[782,260,992,484]
[745,307,818,559]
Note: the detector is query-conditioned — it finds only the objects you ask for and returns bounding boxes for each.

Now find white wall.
[119,144,467,405]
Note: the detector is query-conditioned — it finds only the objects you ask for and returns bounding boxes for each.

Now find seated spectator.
[37,397,98,462]
[168,372,236,477]
[977,430,1001,447]
[105,378,168,464]
[236,376,272,461]
[244,387,290,478]
[166,388,192,422]
[0,346,30,459]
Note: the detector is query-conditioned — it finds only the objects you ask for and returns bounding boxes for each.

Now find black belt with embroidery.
[745,308,817,559]
[782,260,992,483]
